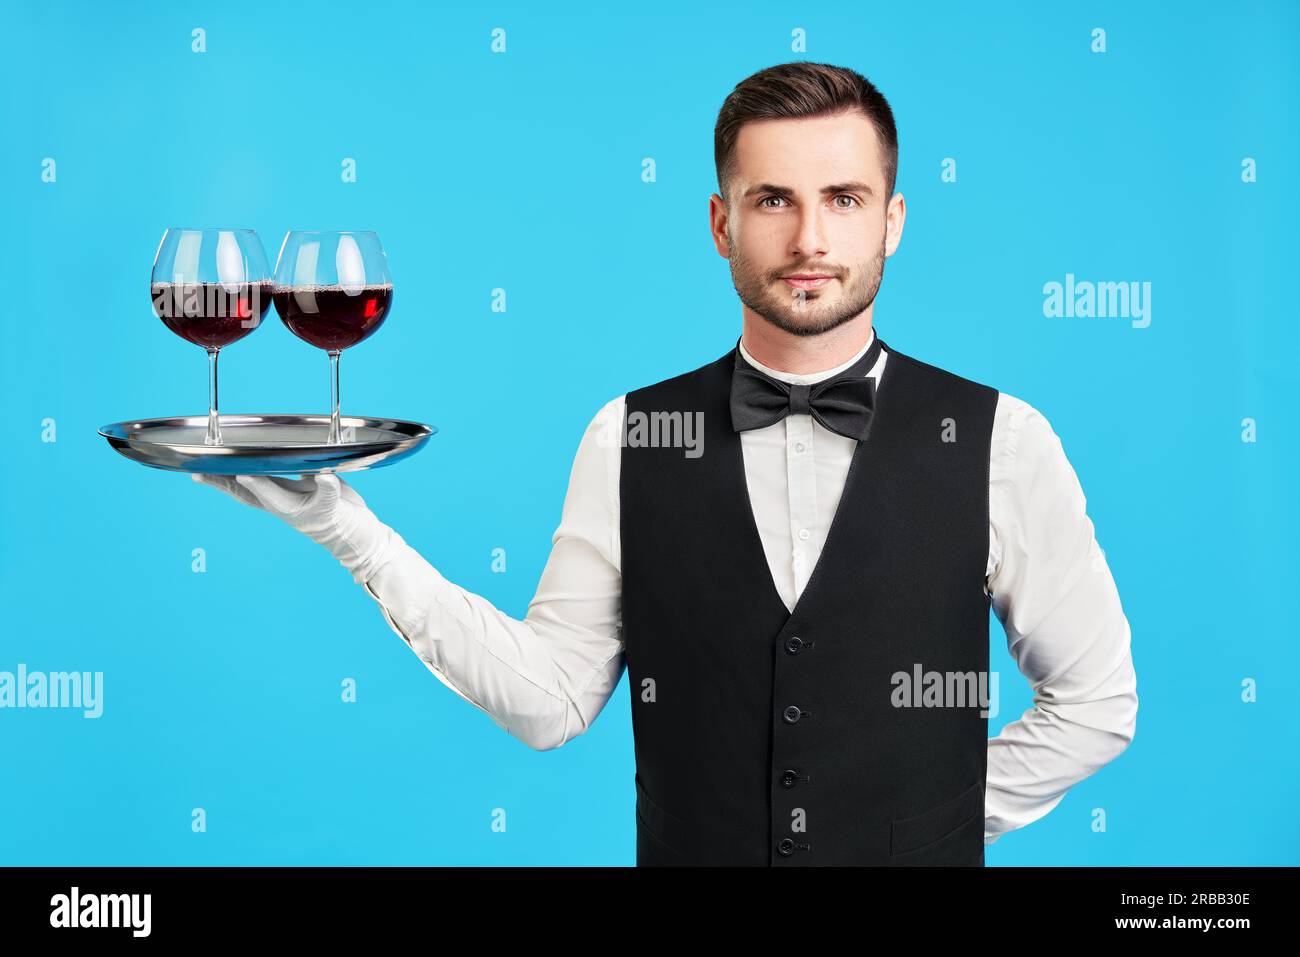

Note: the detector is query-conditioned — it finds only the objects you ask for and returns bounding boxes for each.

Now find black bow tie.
[729,334,885,441]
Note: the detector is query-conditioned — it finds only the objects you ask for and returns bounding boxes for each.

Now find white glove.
[190,472,401,584]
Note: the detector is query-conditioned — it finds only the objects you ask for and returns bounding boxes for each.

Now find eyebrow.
[743,181,875,199]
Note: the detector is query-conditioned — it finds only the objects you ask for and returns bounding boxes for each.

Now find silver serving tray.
[98,414,436,475]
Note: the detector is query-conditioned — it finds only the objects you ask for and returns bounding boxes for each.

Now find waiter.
[194,61,1138,866]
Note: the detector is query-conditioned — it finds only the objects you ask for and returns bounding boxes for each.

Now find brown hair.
[714,61,899,205]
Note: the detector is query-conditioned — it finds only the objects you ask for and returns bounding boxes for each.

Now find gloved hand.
[190,472,400,584]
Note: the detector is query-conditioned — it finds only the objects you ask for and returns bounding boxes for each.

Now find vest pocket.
[634,773,688,859]
[889,781,984,865]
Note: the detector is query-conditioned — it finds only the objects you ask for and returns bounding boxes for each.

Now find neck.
[740,306,876,375]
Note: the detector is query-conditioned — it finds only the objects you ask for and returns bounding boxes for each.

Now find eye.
[759,195,787,208]
[834,194,859,208]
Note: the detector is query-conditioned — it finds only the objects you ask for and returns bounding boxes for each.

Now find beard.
[728,232,886,338]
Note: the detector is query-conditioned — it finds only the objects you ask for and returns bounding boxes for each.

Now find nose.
[790,205,829,260]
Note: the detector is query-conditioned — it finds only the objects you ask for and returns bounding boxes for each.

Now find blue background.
[1,0,1296,866]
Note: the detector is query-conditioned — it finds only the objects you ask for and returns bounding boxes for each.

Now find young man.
[195,61,1137,866]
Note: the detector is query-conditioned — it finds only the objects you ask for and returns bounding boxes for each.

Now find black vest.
[619,339,999,866]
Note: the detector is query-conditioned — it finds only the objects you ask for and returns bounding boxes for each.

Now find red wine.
[150,280,272,349]
[272,284,392,350]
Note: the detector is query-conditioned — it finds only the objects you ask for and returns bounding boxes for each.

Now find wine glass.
[150,228,272,446]
[272,231,393,445]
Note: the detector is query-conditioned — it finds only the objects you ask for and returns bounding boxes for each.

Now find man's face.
[710,109,906,337]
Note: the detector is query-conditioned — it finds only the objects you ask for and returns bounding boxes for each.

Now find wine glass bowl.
[272,284,392,351]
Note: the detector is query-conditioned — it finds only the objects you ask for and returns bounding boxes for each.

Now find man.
[194,61,1137,866]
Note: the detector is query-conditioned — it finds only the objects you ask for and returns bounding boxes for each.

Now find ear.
[709,193,732,259]
[884,191,906,257]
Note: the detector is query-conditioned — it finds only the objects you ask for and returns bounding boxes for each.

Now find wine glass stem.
[205,348,222,446]
[328,349,342,445]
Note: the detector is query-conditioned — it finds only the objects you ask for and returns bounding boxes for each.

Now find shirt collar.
[736,328,878,385]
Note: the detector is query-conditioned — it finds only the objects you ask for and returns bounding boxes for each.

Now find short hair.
[714,61,899,205]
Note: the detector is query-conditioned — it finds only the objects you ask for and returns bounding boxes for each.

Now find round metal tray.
[98,414,436,475]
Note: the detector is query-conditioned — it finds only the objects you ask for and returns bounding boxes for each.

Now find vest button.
[780,769,798,789]
[777,838,795,857]
[785,636,804,655]
[782,705,802,724]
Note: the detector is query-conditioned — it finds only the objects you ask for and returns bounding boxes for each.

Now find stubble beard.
[729,230,887,338]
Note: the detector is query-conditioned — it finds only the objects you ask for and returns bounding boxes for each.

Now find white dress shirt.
[361,330,1138,847]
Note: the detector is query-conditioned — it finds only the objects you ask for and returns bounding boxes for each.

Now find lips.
[781,275,834,289]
